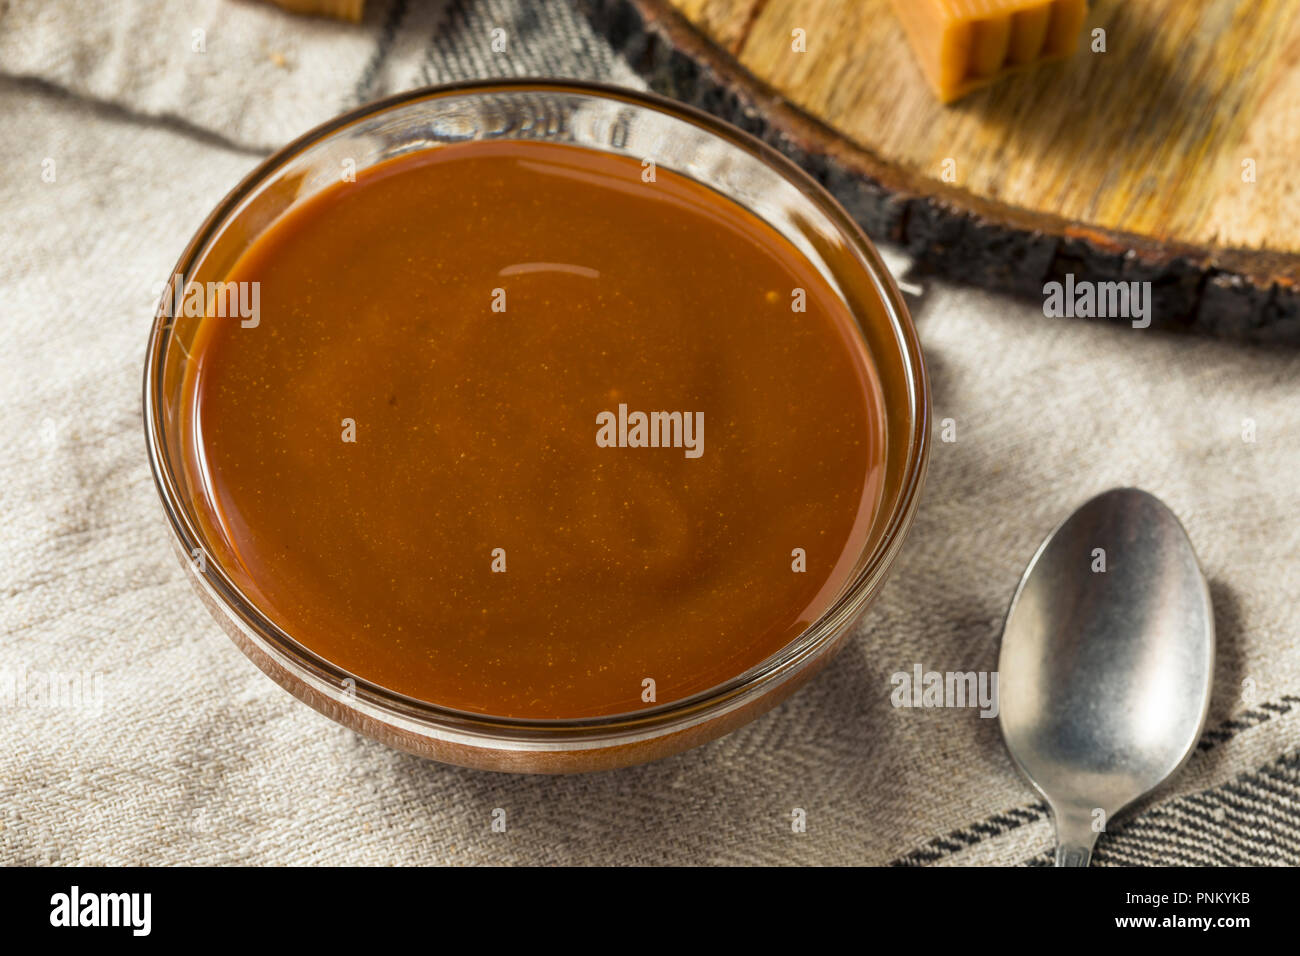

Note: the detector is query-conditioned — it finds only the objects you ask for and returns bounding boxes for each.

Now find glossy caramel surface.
[182,140,884,718]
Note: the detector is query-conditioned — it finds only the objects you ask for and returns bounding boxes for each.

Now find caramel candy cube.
[891,0,1089,102]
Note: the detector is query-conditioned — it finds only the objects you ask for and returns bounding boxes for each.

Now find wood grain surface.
[580,0,1300,342]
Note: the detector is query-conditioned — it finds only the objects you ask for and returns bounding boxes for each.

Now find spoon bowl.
[998,488,1215,865]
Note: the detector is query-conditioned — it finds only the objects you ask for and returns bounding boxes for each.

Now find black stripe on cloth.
[889,694,1300,866]
[418,0,630,87]
[1025,750,1300,866]
[891,804,1049,866]
[351,0,411,106]
[1197,694,1300,751]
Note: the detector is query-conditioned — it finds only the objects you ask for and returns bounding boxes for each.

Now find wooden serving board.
[580,0,1300,342]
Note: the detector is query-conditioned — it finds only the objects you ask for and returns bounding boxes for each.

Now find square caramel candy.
[891,0,1088,102]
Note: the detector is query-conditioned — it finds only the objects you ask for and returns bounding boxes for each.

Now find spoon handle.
[1053,810,1100,867]
[1055,843,1094,866]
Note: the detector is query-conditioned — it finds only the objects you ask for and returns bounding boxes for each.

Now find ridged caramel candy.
[891,0,1088,102]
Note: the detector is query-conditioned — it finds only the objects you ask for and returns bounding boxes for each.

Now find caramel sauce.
[181,140,885,719]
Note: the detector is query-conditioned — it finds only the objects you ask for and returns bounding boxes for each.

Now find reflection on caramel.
[181,140,885,719]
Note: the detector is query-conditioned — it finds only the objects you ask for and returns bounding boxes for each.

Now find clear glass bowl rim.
[143,78,931,744]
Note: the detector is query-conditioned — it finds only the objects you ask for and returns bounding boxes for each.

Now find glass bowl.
[143,80,930,773]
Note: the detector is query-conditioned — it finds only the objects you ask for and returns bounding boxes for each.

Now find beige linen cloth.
[2,0,1298,866]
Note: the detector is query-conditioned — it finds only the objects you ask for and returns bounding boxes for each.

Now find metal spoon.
[997,488,1215,866]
